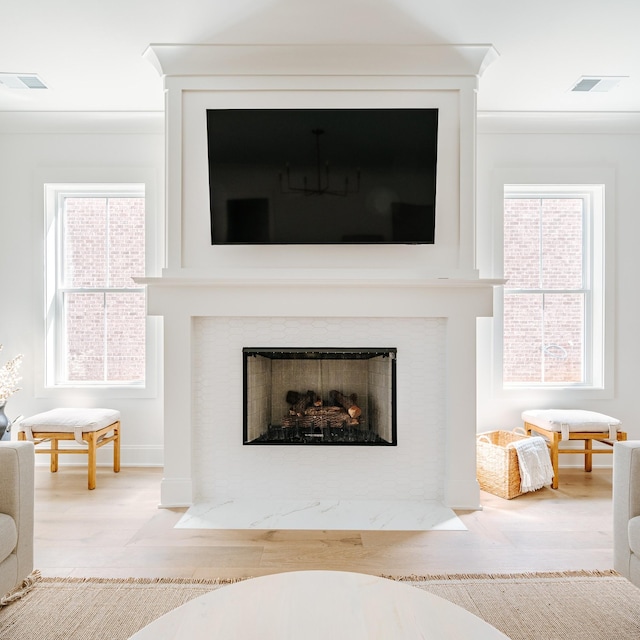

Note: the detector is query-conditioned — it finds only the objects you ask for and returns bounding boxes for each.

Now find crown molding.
[0,111,164,134]
[478,111,640,134]
[144,43,499,79]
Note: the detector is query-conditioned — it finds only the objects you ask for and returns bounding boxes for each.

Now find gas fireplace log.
[329,390,362,419]
[304,405,345,415]
[305,406,359,427]
[289,390,316,416]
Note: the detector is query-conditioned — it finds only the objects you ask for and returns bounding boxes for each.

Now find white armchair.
[613,441,640,587]
[0,441,35,598]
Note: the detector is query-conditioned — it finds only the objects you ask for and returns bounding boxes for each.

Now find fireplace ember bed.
[243,348,397,446]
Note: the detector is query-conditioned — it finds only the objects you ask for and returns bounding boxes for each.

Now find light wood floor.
[34,465,615,580]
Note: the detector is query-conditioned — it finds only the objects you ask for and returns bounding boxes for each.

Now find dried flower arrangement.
[0,344,23,405]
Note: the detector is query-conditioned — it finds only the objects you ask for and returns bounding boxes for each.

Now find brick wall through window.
[61,196,145,383]
[503,197,584,384]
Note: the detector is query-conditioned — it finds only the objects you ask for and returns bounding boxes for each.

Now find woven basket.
[477,429,529,500]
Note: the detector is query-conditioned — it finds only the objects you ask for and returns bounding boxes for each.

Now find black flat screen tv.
[206,108,438,245]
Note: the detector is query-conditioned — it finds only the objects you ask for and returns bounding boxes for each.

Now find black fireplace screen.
[243,348,397,445]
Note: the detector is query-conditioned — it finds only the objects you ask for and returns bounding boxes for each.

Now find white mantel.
[141,275,500,510]
[143,43,500,512]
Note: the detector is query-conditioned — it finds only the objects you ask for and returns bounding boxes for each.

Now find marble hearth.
[176,498,467,531]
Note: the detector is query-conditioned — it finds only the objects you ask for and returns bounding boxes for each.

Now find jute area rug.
[2,570,640,639]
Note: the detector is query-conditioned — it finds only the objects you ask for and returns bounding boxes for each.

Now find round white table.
[129,570,509,639]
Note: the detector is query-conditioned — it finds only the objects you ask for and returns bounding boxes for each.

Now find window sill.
[36,383,157,400]
[496,384,613,401]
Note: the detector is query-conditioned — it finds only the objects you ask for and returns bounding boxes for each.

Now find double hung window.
[45,184,146,387]
[502,185,605,388]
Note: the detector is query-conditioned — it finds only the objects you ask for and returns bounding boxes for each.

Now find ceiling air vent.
[0,73,48,89]
[570,76,626,92]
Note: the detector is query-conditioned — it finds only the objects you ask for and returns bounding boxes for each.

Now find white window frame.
[490,169,615,401]
[41,180,159,398]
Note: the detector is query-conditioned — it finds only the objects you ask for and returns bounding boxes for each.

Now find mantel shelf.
[134,276,505,289]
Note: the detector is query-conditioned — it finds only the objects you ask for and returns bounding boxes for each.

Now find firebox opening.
[243,348,397,446]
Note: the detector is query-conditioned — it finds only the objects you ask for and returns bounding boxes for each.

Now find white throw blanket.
[508,436,554,493]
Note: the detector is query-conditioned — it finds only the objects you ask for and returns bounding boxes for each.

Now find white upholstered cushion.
[522,409,621,441]
[629,516,640,558]
[18,408,120,445]
[0,513,17,562]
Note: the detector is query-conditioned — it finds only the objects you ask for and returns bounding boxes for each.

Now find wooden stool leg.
[585,438,593,472]
[87,432,97,490]
[550,432,560,489]
[50,438,59,473]
[113,421,121,473]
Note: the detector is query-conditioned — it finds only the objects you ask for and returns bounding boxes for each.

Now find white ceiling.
[1,0,638,114]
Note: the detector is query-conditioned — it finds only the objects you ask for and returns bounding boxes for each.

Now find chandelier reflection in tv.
[279,128,361,197]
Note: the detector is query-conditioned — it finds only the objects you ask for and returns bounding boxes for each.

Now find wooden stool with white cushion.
[522,409,626,489]
[17,408,120,490]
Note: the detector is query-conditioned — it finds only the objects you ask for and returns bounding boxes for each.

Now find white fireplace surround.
[141,43,501,512]
[197,317,438,500]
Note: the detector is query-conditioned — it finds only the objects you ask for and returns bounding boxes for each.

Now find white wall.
[475,114,640,446]
[0,113,165,465]
[3,110,639,469]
